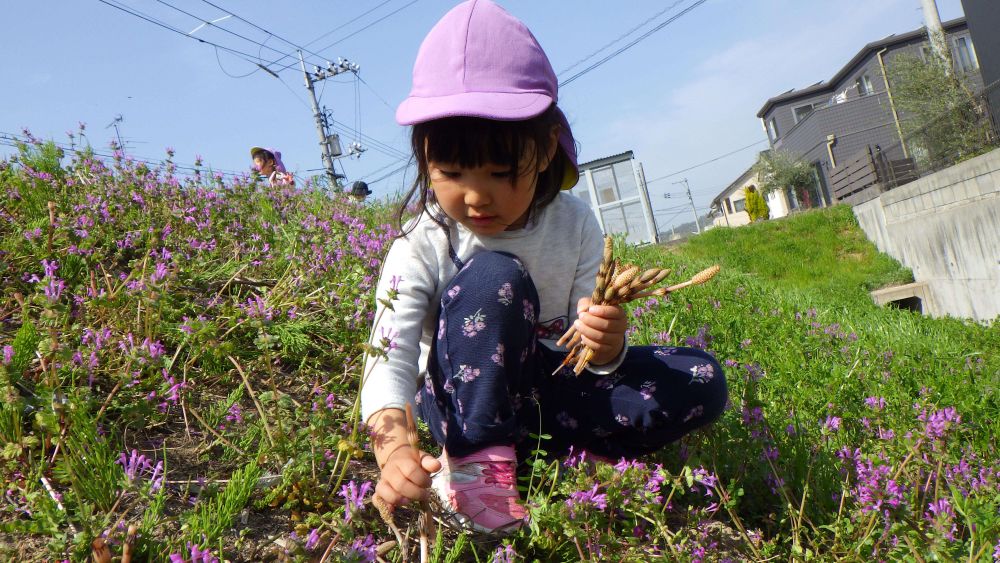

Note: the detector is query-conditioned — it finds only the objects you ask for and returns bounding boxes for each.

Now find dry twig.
[554,236,720,375]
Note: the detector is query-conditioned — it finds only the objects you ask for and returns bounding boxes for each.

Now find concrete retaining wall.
[853,147,1000,322]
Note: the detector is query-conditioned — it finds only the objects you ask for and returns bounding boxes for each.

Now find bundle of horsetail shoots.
[554,237,720,375]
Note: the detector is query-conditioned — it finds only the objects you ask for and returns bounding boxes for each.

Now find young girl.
[362,0,727,535]
[250,146,296,187]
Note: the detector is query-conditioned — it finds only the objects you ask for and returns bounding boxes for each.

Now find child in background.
[362,0,727,535]
[250,146,296,187]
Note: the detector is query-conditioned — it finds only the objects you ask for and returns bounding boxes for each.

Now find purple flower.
[864,396,886,411]
[169,543,219,563]
[565,484,607,516]
[304,528,321,551]
[2,345,12,365]
[684,324,712,349]
[924,498,958,542]
[919,406,961,442]
[339,480,373,522]
[823,416,842,433]
[347,535,377,562]
[691,466,718,496]
[492,544,517,563]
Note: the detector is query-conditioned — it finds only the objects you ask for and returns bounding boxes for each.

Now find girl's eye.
[491,170,514,178]
[438,170,461,179]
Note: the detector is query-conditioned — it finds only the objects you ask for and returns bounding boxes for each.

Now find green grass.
[677,206,913,300]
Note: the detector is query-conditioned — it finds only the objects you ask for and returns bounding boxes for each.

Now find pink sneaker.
[431,444,526,534]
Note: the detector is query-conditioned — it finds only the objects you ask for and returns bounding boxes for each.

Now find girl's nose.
[463,186,491,207]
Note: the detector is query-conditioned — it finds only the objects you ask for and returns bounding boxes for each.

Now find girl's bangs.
[418,118,526,169]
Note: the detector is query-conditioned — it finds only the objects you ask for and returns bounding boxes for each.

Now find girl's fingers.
[586,304,625,319]
[375,480,407,507]
[420,452,442,474]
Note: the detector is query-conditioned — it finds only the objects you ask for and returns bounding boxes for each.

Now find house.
[961,0,1000,122]
[567,151,659,245]
[709,160,792,228]
[756,17,983,207]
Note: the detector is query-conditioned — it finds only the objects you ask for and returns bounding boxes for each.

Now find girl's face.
[428,160,539,235]
[253,155,274,175]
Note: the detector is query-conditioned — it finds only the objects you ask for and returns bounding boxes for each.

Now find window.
[768,117,779,141]
[725,199,733,214]
[732,198,746,213]
[953,35,978,73]
[856,74,874,96]
[592,166,617,204]
[612,160,638,199]
[793,104,817,124]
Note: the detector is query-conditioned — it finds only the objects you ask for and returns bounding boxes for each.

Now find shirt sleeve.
[360,230,438,422]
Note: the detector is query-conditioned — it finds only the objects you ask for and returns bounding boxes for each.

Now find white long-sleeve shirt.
[360,192,626,422]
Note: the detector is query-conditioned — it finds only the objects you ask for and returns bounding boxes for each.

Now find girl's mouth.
[468,215,496,227]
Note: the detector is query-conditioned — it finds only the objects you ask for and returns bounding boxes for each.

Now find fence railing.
[877,78,1000,191]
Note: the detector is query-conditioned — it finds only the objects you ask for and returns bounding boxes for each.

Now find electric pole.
[672,178,702,234]
[299,51,360,190]
[921,0,952,72]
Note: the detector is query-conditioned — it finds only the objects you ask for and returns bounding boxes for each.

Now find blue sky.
[5,0,965,229]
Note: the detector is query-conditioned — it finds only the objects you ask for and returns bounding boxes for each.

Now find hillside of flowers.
[1,135,998,562]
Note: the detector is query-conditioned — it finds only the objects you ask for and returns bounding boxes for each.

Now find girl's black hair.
[251,148,275,163]
[393,104,570,235]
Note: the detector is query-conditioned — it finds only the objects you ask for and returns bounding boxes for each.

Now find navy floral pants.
[415,251,727,461]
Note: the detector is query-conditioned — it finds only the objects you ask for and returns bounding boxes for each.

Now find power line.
[644,138,768,185]
[559,0,709,88]
[0,131,244,178]
[194,0,331,65]
[262,0,397,70]
[152,0,305,64]
[357,74,395,111]
[94,0,284,72]
[273,0,421,73]
[364,161,413,185]
[558,0,688,76]
[328,119,409,160]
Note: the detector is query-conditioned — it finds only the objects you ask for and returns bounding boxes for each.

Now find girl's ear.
[539,125,561,173]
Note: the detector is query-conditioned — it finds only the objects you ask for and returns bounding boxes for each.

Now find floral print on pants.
[416,251,728,460]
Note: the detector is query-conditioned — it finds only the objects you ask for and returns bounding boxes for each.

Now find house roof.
[711,164,756,207]
[579,150,634,170]
[756,17,968,118]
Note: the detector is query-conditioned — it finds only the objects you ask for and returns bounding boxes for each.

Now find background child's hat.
[395,0,578,189]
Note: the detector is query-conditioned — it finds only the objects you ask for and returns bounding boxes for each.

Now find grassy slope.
[677,206,913,298]
[616,206,999,542]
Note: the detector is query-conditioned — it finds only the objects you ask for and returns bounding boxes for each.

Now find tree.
[752,149,816,207]
[744,185,770,222]
[887,54,994,168]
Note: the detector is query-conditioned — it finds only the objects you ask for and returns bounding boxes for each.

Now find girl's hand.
[575,297,627,366]
[375,445,442,508]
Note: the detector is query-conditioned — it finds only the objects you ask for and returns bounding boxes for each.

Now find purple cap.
[396,0,578,189]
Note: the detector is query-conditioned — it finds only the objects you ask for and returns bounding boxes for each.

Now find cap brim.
[396,91,553,125]
[249,146,265,157]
